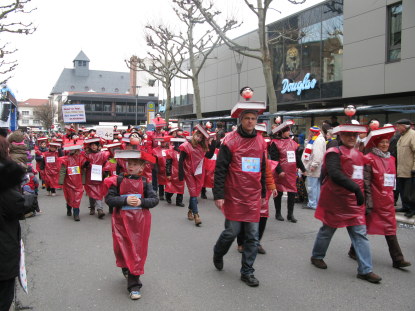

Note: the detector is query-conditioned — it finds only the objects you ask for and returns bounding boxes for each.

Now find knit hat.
[309,126,320,133]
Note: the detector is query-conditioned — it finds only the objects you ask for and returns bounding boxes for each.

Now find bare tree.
[34,101,56,131]
[169,0,238,119]
[190,0,306,114]
[0,0,36,84]
[126,24,185,123]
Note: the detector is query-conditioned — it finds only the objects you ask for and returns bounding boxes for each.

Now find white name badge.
[242,157,260,172]
[195,159,204,175]
[176,154,180,161]
[287,150,296,163]
[91,164,103,181]
[162,150,167,157]
[384,173,395,187]
[46,156,55,163]
[211,154,217,161]
[68,166,80,175]
[352,165,363,180]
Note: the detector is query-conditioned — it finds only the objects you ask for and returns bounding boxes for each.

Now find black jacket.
[0,160,26,281]
[213,125,266,200]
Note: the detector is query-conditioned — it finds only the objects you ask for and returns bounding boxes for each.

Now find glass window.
[22,119,29,124]
[387,2,402,62]
[322,15,343,82]
[33,120,40,124]
[22,110,29,115]
[103,102,112,112]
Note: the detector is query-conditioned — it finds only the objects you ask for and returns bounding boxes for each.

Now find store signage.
[281,73,317,95]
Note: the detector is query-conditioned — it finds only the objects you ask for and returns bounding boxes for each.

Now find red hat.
[63,144,82,151]
[255,122,267,133]
[364,126,395,149]
[152,117,167,128]
[154,136,173,142]
[332,124,367,134]
[114,150,156,164]
[272,120,295,134]
[48,142,61,148]
[194,124,209,139]
[84,137,101,145]
[230,101,266,118]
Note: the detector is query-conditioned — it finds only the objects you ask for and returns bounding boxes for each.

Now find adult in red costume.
[59,144,86,221]
[269,121,305,222]
[213,102,267,287]
[83,137,110,219]
[179,128,212,226]
[311,124,382,284]
[165,137,186,207]
[42,142,62,196]
[349,126,411,269]
[105,150,158,300]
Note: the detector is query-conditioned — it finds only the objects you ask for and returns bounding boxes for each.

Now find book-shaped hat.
[114,150,156,164]
[155,136,172,142]
[255,122,267,133]
[230,101,266,118]
[63,144,82,151]
[194,124,209,139]
[364,126,395,148]
[103,142,122,149]
[170,138,186,143]
[152,117,167,128]
[122,137,131,143]
[84,137,101,144]
[48,142,61,147]
[169,127,179,134]
[272,120,295,134]
[332,124,367,134]
[37,137,48,141]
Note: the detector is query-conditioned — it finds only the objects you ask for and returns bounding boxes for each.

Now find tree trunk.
[165,87,172,123]
[192,76,202,119]
[263,55,277,114]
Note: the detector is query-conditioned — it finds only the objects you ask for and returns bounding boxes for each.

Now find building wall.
[343,0,415,98]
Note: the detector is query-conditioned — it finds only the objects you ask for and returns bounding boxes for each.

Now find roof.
[18,98,49,107]
[73,50,90,62]
[50,68,130,95]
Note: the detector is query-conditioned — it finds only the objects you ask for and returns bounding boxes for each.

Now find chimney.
[129,55,138,95]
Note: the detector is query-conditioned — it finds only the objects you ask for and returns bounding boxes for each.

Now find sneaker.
[240,274,259,287]
[213,255,223,271]
[310,257,327,269]
[393,260,411,269]
[176,202,185,207]
[357,272,382,283]
[257,245,266,254]
[129,291,141,300]
[73,215,80,222]
[51,193,56,197]
[275,214,284,221]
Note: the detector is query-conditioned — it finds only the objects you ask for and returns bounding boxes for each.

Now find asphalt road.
[15,187,415,311]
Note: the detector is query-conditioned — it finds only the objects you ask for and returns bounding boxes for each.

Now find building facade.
[17,98,50,129]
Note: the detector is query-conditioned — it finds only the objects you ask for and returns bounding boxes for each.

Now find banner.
[62,104,86,123]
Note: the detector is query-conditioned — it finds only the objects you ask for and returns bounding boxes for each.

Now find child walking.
[105,150,159,300]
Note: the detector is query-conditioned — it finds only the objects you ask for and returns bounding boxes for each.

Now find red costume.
[42,150,60,189]
[179,141,205,197]
[152,146,168,186]
[165,147,184,194]
[271,138,298,193]
[83,151,110,200]
[59,153,86,209]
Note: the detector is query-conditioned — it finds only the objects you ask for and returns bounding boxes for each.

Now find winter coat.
[301,133,326,178]
[105,174,158,275]
[0,160,26,281]
[396,128,415,178]
[8,142,28,168]
[364,152,397,235]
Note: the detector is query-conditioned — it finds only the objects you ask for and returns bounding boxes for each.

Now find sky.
[5,0,324,101]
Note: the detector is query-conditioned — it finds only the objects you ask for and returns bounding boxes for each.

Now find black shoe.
[121,268,129,279]
[396,208,409,213]
[348,251,357,261]
[258,245,266,254]
[201,193,207,199]
[176,202,185,207]
[67,210,72,216]
[287,215,297,223]
[159,196,165,201]
[73,215,80,221]
[213,255,223,271]
[166,198,172,204]
[275,214,284,221]
[404,211,415,218]
[241,274,259,287]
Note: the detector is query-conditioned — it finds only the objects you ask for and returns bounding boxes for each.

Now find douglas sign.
[281,73,317,95]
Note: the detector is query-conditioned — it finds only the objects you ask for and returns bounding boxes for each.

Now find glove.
[355,189,364,206]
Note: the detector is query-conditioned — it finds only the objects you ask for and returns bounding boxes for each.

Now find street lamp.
[134,86,141,126]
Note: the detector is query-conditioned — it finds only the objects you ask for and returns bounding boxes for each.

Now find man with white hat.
[213,99,267,287]
[310,123,382,284]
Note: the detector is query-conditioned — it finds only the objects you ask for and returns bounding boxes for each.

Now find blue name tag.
[241,157,260,172]
[121,194,142,210]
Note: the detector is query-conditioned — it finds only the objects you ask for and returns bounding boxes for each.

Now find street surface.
[15,187,415,311]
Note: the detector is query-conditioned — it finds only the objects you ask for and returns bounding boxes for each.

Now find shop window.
[322,15,343,83]
[387,2,402,62]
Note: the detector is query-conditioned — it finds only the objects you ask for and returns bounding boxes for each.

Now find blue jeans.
[306,176,320,209]
[312,224,373,275]
[214,219,259,275]
[188,197,198,214]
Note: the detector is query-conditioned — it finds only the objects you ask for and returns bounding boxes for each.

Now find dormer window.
[78,61,87,66]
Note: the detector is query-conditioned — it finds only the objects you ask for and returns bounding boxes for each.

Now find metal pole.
[135,95,138,126]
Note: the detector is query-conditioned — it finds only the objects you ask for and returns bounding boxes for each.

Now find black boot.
[201,187,207,199]
[73,208,80,221]
[109,206,114,214]
[158,185,165,200]
[176,193,185,207]
[66,204,72,216]
[287,192,297,223]
[274,192,284,221]
[165,192,173,204]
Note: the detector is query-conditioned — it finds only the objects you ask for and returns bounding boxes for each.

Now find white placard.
[162,150,167,157]
[91,164,103,181]
[19,239,28,294]
[96,127,113,140]
[352,165,363,180]
[384,173,395,187]
[46,156,55,163]
[62,104,86,123]
[195,159,204,175]
[287,151,296,163]
[176,154,180,161]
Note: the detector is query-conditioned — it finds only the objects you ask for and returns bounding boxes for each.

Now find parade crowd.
[1,87,415,307]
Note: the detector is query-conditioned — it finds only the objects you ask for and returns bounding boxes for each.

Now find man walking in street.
[394,119,415,218]
[212,101,266,287]
[301,126,326,209]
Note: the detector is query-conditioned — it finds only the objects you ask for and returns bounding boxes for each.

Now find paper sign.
[242,157,260,172]
[352,165,363,180]
[211,154,217,161]
[91,164,103,181]
[96,127,113,140]
[287,151,296,163]
[162,150,167,157]
[195,159,204,175]
[19,239,28,294]
[68,166,80,175]
[384,173,395,187]
[46,156,55,163]
[62,104,86,123]
[176,154,180,161]
[121,194,142,210]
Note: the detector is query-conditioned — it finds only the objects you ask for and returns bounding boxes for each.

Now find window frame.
[386,2,402,63]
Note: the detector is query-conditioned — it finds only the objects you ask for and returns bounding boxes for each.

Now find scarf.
[303,133,319,160]
[371,147,390,158]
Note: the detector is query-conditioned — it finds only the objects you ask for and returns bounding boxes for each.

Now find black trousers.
[237,217,268,246]
[127,273,142,292]
[0,278,15,311]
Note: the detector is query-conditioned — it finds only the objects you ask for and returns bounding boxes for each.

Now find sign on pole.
[62,104,86,123]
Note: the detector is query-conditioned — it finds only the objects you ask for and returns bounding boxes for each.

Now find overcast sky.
[5,0,324,101]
